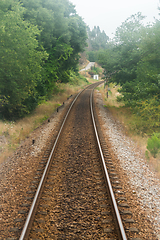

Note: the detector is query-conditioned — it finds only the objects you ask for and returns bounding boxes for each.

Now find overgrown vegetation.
[0,76,90,164]
[96,12,160,137]
[99,83,160,175]
[88,65,102,77]
[147,133,160,158]
[0,0,87,119]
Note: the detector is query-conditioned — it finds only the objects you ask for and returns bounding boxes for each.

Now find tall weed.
[135,97,160,133]
[147,133,160,158]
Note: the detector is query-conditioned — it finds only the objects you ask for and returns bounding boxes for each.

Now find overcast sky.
[70,0,160,39]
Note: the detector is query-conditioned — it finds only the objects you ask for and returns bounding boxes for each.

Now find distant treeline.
[86,26,109,61]
[0,0,87,119]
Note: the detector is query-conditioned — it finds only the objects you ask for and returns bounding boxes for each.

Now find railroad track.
[13,82,141,240]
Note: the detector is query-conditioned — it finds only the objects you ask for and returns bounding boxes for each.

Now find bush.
[147,133,160,158]
[87,51,98,62]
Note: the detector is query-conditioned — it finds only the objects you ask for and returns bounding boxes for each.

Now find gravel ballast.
[95,90,160,239]
[0,87,159,239]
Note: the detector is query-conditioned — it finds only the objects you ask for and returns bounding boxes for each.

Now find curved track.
[18,82,141,240]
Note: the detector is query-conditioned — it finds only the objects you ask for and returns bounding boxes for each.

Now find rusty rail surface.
[90,88,127,240]
[19,82,127,240]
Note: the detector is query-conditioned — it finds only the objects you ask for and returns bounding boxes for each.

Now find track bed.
[3,83,148,240]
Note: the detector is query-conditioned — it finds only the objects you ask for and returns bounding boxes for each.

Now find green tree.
[97,12,160,133]
[87,26,109,61]
[0,0,48,118]
[0,0,88,119]
[97,13,147,99]
[21,0,87,84]
[116,21,160,108]
[88,26,109,51]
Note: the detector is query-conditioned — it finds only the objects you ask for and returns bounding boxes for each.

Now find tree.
[88,26,109,51]
[117,20,160,107]
[21,0,87,83]
[97,13,146,87]
[0,0,88,119]
[86,26,109,61]
[97,13,160,132]
[0,0,48,118]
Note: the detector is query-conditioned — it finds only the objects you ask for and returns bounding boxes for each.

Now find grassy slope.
[98,83,160,177]
[0,76,97,164]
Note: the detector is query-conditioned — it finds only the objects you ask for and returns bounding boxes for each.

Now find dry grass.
[1,78,159,177]
[98,83,160,178]
[0,81,88,164]
[100,84,123,108]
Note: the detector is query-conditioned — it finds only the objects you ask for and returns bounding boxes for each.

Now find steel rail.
[90,88,127,240]
[19,89,84,240]
[19,81,103,239]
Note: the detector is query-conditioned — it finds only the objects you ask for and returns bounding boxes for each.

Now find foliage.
[87,26,109,51]
[86,26,109,62]
[0,0,48,119]
[21,0,87,83]
[87,51,98,62]
[88,66,102,76]
[145,150,150,161]
[0,0,88,119]
[98,13,145,85]
[97,12,160,134]
[69,71,89,86]
[147,133,160,158]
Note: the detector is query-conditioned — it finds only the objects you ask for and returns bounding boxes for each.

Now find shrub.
[145,150,150,161]
[147,133,160,158]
